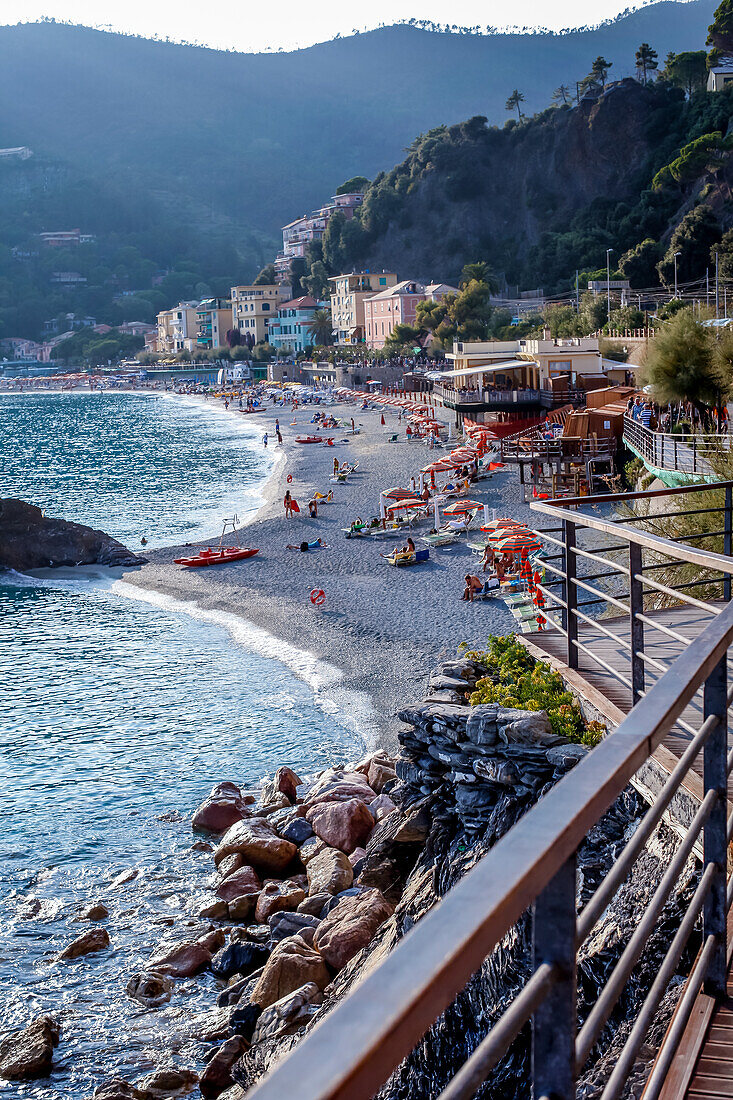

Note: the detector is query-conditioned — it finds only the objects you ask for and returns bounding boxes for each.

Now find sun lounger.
[421,531,461,547]
[383,548,430,567]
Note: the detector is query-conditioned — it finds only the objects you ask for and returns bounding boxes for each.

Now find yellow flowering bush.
[460,635,603,747]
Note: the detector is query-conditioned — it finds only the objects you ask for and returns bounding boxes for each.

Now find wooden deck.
[525,603,733,791]
[524,606,733,1100]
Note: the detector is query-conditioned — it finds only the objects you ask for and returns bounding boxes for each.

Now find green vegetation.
[460,635,604,747]
[53,327,144,365]
[307,308,334,346]
[641,308,732,417]
[505,89,525,121]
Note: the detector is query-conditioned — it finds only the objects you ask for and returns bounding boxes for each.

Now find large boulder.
[303,768,376,807]
[274,766,301,802]
[199,1037,249,1099]
[314,888,393,970]
[254,880,306,924]
[249,935,330,1009]
[0,1015,59,1080]
[306,848,353,896]
[251,982,323,1044]
[367,759,397,794]
[59,927,110,960]
[306,799,374,855]
[215,866,261,904]
[214,820,297,874]
[148,941,212,978]
[0,498,146,571]
[193,783,252,834]
[91,1081,150,1100]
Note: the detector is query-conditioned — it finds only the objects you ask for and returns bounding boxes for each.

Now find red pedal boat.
[295,435,322,444]
[174,546,259,568]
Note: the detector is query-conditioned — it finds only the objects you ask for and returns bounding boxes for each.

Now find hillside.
[0,4,720,338]
[319,79,733,295]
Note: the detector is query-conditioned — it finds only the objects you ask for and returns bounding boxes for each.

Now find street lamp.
[606,248,613,326]
[673,251,681,300]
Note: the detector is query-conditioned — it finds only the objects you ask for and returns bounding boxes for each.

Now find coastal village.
[9,8,733,1100]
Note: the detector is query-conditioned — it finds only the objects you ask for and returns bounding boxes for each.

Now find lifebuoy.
[287,474,293,483]
[310,589,326,606]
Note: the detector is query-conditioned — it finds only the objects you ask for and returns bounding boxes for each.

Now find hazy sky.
[5,0,653,52]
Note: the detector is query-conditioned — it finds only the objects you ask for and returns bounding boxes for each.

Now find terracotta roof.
[279,296,319,309]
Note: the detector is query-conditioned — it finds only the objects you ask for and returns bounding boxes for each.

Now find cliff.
[0,499,147,571]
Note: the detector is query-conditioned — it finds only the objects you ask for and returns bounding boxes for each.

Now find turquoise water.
[0,392,367,1097]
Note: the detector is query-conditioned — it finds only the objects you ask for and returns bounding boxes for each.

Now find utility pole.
[575,270,579,312]
[674,251,681,300]
[716,252,720,318]
[606,248,613,326]
[707,268,710,309]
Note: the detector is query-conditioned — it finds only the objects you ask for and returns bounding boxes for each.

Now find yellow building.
[231,284,292,346]
[329,272,398,345]
[196,298,233,350]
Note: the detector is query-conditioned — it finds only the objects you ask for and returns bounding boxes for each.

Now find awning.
[436,360,529,381]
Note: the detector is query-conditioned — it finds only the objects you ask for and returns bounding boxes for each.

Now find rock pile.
[0,498,147,571]
[395,658,586,833]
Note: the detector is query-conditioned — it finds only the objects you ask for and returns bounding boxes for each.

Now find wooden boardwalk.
[525,604,733,792]
[524,605,733,1099]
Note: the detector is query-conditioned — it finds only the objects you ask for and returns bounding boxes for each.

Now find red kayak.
[174,547,259,567]
[295,435,322,444]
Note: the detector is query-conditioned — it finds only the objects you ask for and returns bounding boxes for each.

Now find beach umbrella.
[482,517,525,531]
[382,487,415,500]
[496,533,542,554]
[387,498,423,512]
[443,500,483,515]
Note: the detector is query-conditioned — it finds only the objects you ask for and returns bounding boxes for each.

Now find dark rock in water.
[91,1081,150,1100]
[211,941,271,981]
[138,1067,199,1097]
[0,498,146,571]
[75,901,109,922]
[280,819,313,846]
[268,912,320,942]
[199,1036,249,1099]
[126,970,174,1008]
[228,1004,263,1042]
[0,1014,59,1081]
[59,926,110,960]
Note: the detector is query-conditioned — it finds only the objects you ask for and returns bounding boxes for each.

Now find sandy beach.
[123,397,537,747]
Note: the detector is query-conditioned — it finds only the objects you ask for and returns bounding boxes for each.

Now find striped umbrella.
[496,533,543,554]
[480,519,528,534]
[387,498,423,512]
[383,487,415,500]
[442,500,484,515]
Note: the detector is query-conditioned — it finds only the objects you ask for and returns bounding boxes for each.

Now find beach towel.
[291,500,300,513]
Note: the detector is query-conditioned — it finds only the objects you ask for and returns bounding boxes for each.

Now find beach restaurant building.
[427,335,608,426]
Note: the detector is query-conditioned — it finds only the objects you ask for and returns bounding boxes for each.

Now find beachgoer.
[277,430,283,445]
[263,433,268,448]
[333,457,339,475]
[480,544,494,573]
[275,418,280,433]
[140,536,148,546]
[400,536,416,555]
[308,499,318,518]
[284,490,293,518]
[462,574,484,602]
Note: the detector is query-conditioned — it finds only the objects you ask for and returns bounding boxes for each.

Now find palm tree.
[635,42,658,84]
[459,262,500,294]
[307,308,334,346]
[552,84,572,105]
[505,89,525,121]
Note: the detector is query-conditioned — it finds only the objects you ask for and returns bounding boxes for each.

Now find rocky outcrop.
[0,1015,59,1080]
[0,498,146,571]
[59,926,110,960]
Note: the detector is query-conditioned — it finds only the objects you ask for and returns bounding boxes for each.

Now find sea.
[0,390,369,1097]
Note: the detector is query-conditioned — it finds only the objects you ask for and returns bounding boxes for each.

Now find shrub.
[460,635,601,746]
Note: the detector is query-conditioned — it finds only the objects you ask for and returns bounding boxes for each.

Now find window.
[379,277,387,285]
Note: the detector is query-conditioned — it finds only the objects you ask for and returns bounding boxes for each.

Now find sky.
[4,0,656,53]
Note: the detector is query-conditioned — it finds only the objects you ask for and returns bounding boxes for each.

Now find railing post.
[563,520,578,670]
[674,436,678,472]
[725,485,732,602]
[629,541,645,705]
[532,855,577,1100]
[703,654,728,998]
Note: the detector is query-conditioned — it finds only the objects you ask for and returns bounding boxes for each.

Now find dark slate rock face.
[0,498,146,571]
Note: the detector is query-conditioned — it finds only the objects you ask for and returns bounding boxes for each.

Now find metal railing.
[623,415,730,477]
[433,384,543,408]
[500,426,617,463]
[244,485,733,1100]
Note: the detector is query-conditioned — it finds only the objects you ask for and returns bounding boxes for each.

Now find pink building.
[364,281,425,348]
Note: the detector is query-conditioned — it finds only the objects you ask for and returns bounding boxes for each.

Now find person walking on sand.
[333,457,339,476]
[284,490,293,518]
[275,418,280,434]
[263,432,268,448]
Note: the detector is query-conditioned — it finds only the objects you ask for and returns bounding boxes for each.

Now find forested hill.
[0,4,717,235]
[320,79,733,296]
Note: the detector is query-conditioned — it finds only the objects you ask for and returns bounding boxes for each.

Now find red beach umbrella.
[383,487,415,500]
[496,533,542,554]
[443,500,484,514]
[387,498,423,512]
